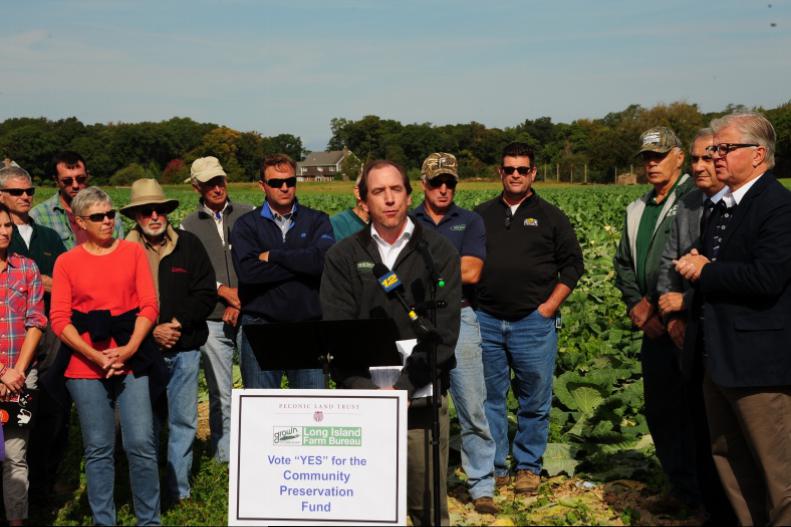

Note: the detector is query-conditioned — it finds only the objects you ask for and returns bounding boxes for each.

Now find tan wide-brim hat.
[120,178,180,218]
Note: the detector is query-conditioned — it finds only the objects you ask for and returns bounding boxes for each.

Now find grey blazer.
[656,188,705,312]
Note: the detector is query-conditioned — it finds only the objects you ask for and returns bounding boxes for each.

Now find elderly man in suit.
[675,112,791,526]
[656,128,734,524]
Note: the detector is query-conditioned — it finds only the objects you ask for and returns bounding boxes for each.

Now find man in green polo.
[614,127,699,512]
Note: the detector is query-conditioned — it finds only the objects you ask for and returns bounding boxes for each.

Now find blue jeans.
[478,309,557,476]
[238,314,325,389]
[201,321,236,463]
[162,350,201,500]
[448,307,496,499]
[67,375,160,526]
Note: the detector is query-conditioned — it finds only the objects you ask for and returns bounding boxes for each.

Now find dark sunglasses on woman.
[81,210,117,222]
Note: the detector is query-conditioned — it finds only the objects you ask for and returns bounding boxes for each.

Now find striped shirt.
[0,254,47,368]
[30,193,125,249]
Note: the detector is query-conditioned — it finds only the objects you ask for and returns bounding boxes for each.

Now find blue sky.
[2,0,789,150]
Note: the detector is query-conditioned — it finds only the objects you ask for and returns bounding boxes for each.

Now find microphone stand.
[426,274,442,527]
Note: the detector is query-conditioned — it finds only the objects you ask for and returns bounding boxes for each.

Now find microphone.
[417,240,445,288]
[372,263,437,340]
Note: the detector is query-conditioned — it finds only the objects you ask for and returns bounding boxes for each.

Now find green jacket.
[9,219,68,313]
[614,174,694,311]
[8,220,67,278]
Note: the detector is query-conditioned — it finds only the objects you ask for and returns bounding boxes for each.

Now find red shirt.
[0,254,47,369]
[50,240,158,379]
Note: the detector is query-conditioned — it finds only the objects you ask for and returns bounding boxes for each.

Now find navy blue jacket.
[230,199,335,322]
[687,172,791,387]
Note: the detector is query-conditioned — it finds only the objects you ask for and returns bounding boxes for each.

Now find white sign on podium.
[228,389,407,526]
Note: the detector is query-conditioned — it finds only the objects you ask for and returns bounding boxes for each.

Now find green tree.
[110,163,156,186]
[338,152,362,181]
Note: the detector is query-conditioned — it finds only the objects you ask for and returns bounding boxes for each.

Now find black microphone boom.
[372,263,438,341]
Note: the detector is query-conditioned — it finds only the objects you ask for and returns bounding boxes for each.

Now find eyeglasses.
[504,207,513,229]
[427,177,457,189]
[60,176,88,186]
[690,154,714,163]
[80,210,117,222]
[138,205,171,217]
[501,166,532,176]
[712,143,758,156]
[264,176,297,188]
[0,188,35,197]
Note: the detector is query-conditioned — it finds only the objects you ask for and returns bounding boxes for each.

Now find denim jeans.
[67,375,160,526]
[200,321,235,463]
[238,314,325,389]
[478,308,557,476]
[162,350,201,500]
[448,307,496,499]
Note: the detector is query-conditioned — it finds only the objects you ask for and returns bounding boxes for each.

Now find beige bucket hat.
[120,178,180,218]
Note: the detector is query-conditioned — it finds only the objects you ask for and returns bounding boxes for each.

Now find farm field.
[27,180,751,525]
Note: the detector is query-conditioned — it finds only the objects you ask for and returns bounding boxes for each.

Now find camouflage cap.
[421,152,458,181]
[637,127,682,156]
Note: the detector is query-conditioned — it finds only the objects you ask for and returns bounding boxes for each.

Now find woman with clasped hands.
[48,187,162,526]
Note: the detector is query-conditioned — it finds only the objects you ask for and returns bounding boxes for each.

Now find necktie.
[705,201,734,261]
[700,198,715,238]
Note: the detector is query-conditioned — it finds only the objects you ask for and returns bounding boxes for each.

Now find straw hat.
[120,178,180,218]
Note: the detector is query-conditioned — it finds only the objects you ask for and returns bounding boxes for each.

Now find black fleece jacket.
[475,192,584,320]
[320,222,461,398]
[156,230,216,351]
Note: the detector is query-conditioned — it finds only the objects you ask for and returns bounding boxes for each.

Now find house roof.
[300,150,346,167]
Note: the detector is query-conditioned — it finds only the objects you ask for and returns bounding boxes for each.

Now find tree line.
[0,117,305,185]
[1,100,789,185]
[329,101,791,182]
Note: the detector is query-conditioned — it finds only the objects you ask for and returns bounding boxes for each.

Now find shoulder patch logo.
[524,218,539,227]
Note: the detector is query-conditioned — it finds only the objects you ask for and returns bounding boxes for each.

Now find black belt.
[460,299,471,309]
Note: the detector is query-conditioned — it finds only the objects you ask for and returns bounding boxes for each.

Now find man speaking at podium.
[320,159,461,526]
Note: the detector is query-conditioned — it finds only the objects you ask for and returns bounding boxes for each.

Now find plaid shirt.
[0,254,47,369]
[30,192,125,249]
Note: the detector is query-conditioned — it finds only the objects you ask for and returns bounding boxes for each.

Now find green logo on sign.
[302,427,363,447]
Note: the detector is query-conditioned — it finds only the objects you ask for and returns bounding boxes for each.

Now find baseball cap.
[637,127,682,156]
[190,156,227,183]
[421,152,458,181]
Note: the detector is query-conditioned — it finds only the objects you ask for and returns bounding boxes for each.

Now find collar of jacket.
[127,223,180,260]
[196,198,235,219]
[498,190,538,213]
[260,197,299,221]
[356,219,426,268]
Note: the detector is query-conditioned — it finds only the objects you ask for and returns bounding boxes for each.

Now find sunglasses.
[504,207,513,229]
[137,205,171,217]
[640,151,670,163]
[81,210,117,222]
[1,188,35,197]
[264,176,297,188]
[501,166,532,176]
[427,177,457,189]
[60,176,88,186]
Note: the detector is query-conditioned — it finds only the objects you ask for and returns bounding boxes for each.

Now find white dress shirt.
[371,218,414,269]
[722,172,765,208]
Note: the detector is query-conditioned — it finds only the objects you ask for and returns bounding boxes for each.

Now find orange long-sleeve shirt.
[50,240,159,379]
